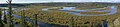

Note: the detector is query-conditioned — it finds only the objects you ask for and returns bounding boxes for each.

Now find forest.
[13,3,120,27]
[0,0,120,27]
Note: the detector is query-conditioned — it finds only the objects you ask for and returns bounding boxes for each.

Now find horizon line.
[0,2,119,4]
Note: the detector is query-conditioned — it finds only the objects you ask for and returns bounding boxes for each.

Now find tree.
[7,0,13,27]
[20,10,26,27]
[3,9,7,24]
[33,14,38,27]
[69,17,74,27]
[0,8,4,27]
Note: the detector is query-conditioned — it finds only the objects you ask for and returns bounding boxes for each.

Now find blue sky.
[0,0,119,3]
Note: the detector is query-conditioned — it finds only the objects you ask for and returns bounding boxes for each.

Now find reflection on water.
[59,7,76,10]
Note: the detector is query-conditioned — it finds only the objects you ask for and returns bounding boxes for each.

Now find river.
[42,6,117,16]
[1,7,69,27]
[1,6,116,27]
[41,6,117,27]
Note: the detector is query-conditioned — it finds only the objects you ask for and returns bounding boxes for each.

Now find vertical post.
[34,14,38,27]
[7,0,13,27]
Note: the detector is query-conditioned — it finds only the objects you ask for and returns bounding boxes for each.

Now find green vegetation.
[80,12,107,14]
[0,2,120,27]
[14,3,120,27]
[0,8,4,27]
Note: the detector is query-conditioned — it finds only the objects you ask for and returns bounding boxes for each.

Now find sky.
[0,0,119,3]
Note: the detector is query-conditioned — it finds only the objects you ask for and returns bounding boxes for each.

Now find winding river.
[42,6,117,16]
[41,6,117,27]
[1,7,69,27]
[1,6,117,27]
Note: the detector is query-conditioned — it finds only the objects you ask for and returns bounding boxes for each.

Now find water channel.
[0,6,117,27]
[1,7,69,27]
[42,6,117,16]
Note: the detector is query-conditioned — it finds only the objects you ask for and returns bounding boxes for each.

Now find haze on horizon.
[0,0,119,3]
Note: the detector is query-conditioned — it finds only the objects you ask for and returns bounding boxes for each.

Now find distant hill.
[0,4,29,7]
[0,2,120,7]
